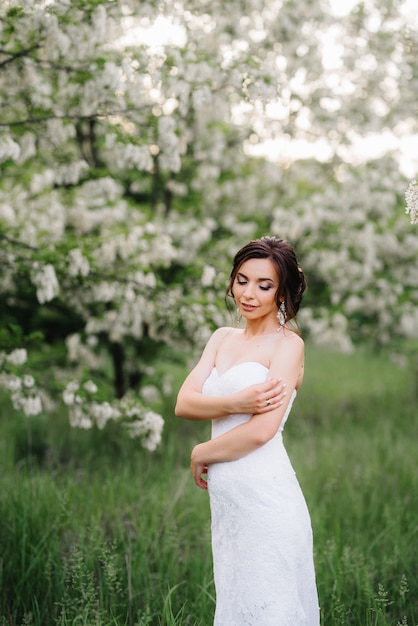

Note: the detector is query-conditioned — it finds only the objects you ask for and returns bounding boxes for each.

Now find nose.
[243,283,255,299]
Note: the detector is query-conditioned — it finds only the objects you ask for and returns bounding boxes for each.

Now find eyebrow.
[237,272,275,283]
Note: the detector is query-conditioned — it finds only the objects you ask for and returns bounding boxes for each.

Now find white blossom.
[83,380,98,394]
[30,169,55,194]
[23,375,35,388]
[92,4,107,41]
[89,401,115,430]
[18,132,37,163]
[3,375,22,391]
[123,410,164,450]
[192,85,212,109]
[63,380,80,406]
[165,180,188,196]
[69,405,93,429]
[399,305,418,339]
[46,119,76,144]
[6,348,27,365]
[0,204,15,223]
[140,384,161,404]
[105,142,154,172]
[68,248,90,277]
[30,263,60,304]
[66,335,99,368]
[0,135,20,162]
[13,394,42,416]
[133,270,157,289]
[158,115,183,173]
[405,180,418,224]
[80,177,123,204]
[201,264,216,287]
[54,161,89,186]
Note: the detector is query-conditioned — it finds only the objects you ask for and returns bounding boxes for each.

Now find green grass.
[0,344,417,625]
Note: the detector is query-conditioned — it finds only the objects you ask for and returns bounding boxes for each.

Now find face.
[233,258,279,321]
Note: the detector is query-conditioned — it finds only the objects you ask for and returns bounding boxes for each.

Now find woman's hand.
[232,377,287,415]
[191,444,208,490]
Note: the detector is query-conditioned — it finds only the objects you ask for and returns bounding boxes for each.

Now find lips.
[240,303,258,312]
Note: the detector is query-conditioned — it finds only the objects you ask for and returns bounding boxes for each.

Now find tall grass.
[0,344,417,625]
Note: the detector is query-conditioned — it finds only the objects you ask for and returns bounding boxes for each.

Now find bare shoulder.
[272,329,304,358]
[182,327,235,387]
[210,326,236,343]
[213,326,235,337]
[204,326,236,352]
[283,329,304,348]
[269,331,305,387]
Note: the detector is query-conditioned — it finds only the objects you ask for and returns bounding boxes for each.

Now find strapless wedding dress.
[203,361,320,626]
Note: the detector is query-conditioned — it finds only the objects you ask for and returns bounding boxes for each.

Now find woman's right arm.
[175,328,286,421]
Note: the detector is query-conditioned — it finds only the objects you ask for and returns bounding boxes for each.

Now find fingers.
[197,466,208,489]
[191,461,208,490]
[264,376,285,392]
[195,473,208,489]
[259,378,287,412]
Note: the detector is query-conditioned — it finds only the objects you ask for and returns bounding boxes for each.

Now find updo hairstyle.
[227,236,306,324]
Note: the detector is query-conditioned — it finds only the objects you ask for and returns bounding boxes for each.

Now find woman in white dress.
[175,236,320,625]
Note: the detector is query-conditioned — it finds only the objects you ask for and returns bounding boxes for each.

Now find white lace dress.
[203,361,320,626]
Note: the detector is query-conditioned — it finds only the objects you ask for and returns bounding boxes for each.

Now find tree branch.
[0,234,162,291]
[0,233,37,251]
[0,106,149,128]
[0,44,40,68]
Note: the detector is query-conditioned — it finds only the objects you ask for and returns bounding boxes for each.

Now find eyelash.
[236,280,272,291]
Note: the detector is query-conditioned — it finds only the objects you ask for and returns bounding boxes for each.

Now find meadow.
[0,344,417,626]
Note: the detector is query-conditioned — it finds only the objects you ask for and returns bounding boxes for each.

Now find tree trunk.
[110,342,125,398]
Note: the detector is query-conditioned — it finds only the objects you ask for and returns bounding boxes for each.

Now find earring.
[277,301,286,326]
[235,308,242,327]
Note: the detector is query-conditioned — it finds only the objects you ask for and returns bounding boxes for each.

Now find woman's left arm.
[191,334,304,489]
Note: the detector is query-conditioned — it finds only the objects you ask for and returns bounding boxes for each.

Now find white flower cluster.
[201,264,217,287]
[30,263,60,304]
[62,380,164,451]
[271,159,418,345]
[157,115,185,173]
[0,349,43,416]
[1,0,417,450]
[54,160,89,186]
[66,334,101,369]
[68,249,90,277]
[0,135,20,162]
[11,385,42,416]
[405,180,418,224]
[123,409,164,451]
[103,135,154,173]
[2,348,27,366]
[298,310,354,354]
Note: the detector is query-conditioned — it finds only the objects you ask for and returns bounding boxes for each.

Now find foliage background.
[1,346,417,625]
[0,0,417,624]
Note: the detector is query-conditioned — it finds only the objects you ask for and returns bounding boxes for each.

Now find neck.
[242,319,281,338]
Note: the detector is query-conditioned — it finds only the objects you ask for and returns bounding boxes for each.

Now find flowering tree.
[1,0,417,443]
[405,180,418,224]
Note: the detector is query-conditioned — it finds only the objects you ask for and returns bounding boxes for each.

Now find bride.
[175,236,320,625]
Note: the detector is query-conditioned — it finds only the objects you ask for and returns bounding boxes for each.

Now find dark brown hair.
[227,236,306,323]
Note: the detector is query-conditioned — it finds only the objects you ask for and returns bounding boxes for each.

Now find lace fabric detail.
[203,362,320,626]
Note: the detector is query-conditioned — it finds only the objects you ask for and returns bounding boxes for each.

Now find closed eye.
[236,279,273,290]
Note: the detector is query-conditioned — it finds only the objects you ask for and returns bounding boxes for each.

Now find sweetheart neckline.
[214,361,269,378]
[212,362,299,397]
